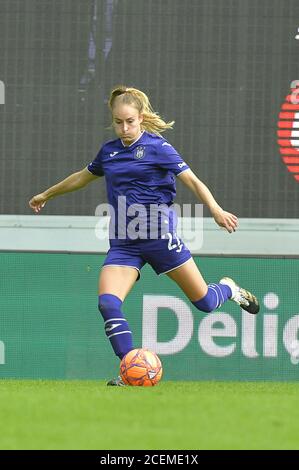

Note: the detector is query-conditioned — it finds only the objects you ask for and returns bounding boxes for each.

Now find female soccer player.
[29,85,259,385]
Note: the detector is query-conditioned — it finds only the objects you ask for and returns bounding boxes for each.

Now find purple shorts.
[103,233,192,279]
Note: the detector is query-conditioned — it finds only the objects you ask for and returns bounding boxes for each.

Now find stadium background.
[1,0,299,217]
[0,0,299,383]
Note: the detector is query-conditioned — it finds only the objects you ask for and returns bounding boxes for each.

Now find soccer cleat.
[220,277,260,314]
[106,375,126,386]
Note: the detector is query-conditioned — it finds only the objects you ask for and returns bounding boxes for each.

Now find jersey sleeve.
[156,140,190,176]
[87,147,104,177]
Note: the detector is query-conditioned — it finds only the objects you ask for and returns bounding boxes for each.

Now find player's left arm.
[177,168,238,233]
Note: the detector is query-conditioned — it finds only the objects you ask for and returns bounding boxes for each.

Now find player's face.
[112,104,143,146]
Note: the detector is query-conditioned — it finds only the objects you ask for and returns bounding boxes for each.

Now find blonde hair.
[108,85,174,136]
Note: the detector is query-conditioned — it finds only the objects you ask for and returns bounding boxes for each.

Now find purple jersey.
[87,131,189,243]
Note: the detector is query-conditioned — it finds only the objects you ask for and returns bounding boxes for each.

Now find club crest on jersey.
[134,146,146,160]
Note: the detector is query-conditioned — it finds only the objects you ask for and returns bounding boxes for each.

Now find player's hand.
[29,193,47,213]
[212,208,238,233]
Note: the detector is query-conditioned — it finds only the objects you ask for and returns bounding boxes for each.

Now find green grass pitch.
[0,380,298,450]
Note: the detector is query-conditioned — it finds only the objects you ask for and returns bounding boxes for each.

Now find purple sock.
[192,283,232,313]
[98,294,133,359]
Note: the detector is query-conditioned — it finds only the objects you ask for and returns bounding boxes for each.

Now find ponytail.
[108,85,174,136]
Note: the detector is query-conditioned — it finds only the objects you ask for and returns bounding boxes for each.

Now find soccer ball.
[120,348,163,386]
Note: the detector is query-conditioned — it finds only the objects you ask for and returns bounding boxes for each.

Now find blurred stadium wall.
[1,0,299,216]
[0,217,298,381]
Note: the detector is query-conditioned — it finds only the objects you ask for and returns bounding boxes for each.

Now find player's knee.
[192,288,217,313]
[98,293,123,320]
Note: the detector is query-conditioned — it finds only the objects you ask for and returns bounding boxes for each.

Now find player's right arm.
[29,167,100,213]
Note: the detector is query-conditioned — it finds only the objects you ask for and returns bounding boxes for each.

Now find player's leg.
[142,236,243,313]
[165,258,231,311]
[99,265,139,301]
[143,236,232,312]
[166,258,259,314]
[98,265,139,386]
[98,265,139,363]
